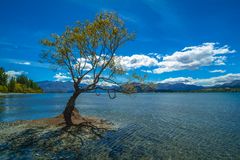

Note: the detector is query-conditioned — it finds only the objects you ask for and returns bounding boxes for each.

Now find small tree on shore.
[41,12,136,125]
[0,67,8,86]
[8,77,16,92]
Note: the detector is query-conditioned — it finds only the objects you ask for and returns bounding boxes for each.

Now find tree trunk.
[63,91,80,125]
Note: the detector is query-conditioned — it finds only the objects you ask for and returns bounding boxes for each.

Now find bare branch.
[41,12,136,95]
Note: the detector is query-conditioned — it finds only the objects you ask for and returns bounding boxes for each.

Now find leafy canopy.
[41,12,135,93]
[0,67,8,86]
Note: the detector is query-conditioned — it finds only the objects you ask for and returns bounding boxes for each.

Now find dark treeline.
[0,67,42,93]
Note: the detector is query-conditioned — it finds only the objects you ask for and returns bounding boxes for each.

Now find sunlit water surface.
[0,93,240,159]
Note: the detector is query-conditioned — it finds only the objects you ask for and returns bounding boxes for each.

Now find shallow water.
[0,93,240,159]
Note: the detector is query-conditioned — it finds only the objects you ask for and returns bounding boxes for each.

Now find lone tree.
[41,12,136,125]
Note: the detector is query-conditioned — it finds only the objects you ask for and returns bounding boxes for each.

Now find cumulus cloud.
[209,69,226,73]
[160,77,194,84]
[116,54,158,70]
[159,73,240,86]
[75,58,92,70]
[114,43,234,74]
[80,74,93,84]
[80,74,117,86]
[2,43,234,75]
[98,81,118,87]
[153,43,235,74]
[54,73,71,82]
[79,78,117,87]
[53,72,116,86]
[6,70,27,78]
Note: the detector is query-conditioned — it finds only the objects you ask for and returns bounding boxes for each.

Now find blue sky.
[0,0,240,86]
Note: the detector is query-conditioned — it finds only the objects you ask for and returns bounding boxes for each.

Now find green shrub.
[0,85,8,92]
[14,84,25,93]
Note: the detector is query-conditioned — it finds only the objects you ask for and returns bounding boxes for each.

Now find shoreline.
[0,92,44,96]
[0,112,114,159]
[1,91,239,96]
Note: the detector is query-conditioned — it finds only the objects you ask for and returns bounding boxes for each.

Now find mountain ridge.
[37,80,240,93]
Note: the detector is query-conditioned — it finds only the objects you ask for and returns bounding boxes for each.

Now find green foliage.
[121,83,137,94]
[0,67,8,86]
[131,72,147,83]
[0,85,8,92]
[8,78,16,92]
[40,12,136,95]
[11,81,42,93]
[0,66,42,93]
[15,74,42,92]
[16,75,29,85]
[14,83,24,93]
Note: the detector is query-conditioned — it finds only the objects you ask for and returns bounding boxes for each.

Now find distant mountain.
[37,81,118,93]
[37,80,240,93]
[155,83,204,91]
[198,80,240,92]
[37,81,74,93]
[126,82,203,92]
[214,80,240,88]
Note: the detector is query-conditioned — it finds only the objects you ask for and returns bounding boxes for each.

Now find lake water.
[0,93,240,159]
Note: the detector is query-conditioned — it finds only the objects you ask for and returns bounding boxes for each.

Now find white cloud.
[114,43,234,74]
[156,55,162,60]
[116,54,158,70]
[141,69,152,73]
[214,56,227,65]
[53,73,116,86]
[194,73,240,86]
[80,78,117,87]
[153,43,235,74]
[160,77,194,84]
[4,43,233,77]
[98,81,118,87]
[75,58,92,70]
[80,74,117,86]
[209,69,226,73]
[2,42,235,77]
[54,73,71,82]
[1,58,50,68]
[158,73,240,86]
[6,70,27,78]
[81,78,93,84]
[16,61,31,65]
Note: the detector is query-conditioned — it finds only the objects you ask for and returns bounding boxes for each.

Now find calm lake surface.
[0,93,240,159]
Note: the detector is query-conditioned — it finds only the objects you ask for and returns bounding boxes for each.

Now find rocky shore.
[0,111,113,159]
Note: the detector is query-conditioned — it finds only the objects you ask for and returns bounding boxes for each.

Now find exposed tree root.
[0,111,114,159]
